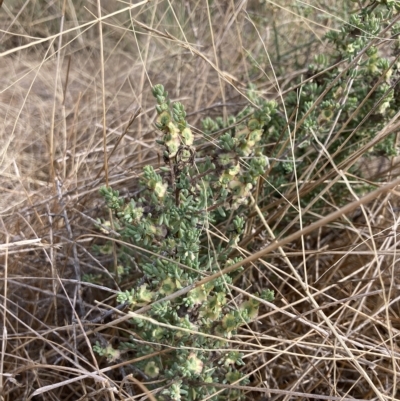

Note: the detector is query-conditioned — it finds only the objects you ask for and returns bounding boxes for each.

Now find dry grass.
[1,0,400,400]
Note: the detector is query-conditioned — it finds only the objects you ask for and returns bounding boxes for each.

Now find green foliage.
[245,2,399,209]
[98,84,275,400]
[96,4,400,400]
[260,288,275,302]
[93,341,120,362]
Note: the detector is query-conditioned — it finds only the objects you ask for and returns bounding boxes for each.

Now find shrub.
[96,2,399,400]
[99,84,275,400]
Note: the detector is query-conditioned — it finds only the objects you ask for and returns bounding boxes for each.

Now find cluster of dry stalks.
[0,1,400,400]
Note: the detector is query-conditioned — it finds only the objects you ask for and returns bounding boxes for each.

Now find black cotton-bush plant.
[98,85,275,401]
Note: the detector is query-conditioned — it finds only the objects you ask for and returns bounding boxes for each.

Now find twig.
[56,178,84,317]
